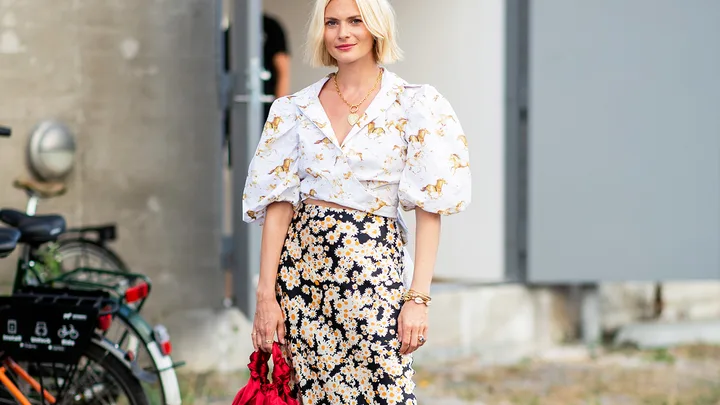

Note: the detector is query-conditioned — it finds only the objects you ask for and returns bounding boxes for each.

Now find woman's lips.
[336,44,355,51]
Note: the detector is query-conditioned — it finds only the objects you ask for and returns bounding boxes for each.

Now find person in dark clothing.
[224,14,291,166]
[261,15,291,118]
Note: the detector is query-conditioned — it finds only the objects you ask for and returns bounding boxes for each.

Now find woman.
[242,0,471,403]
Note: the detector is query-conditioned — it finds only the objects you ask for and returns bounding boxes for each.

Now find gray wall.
[527,0,720,282]
[0,0,224,321]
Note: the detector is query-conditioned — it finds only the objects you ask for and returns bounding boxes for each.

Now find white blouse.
[242,69,471,233]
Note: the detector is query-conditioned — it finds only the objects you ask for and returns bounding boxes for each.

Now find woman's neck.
[335,58,381,91]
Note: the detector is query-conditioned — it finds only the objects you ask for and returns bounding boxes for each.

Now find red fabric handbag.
[232,342,299,405]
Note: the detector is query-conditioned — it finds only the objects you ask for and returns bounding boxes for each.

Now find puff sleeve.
[242,97,301,224]
[398,85,472,215]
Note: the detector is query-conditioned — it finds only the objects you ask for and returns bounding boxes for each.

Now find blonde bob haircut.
[305,0,403,67]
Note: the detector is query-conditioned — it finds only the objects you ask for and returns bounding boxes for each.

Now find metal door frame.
[228,0,264,318]
[505,0,530,283]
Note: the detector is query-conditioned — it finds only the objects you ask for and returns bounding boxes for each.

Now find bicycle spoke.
[55,362,77,401]
[35,363,47,405]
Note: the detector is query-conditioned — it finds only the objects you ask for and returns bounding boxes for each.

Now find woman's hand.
[252,202,294,352]
[398,301,429,355]
[252,293,286,353]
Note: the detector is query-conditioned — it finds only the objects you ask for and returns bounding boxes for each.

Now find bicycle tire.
[110,307,180,405]
[55,238,129,272]
[82,339,151,405]
[53,239,181,404]
[0,339,150,405]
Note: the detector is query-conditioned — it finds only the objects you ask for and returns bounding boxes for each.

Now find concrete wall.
[0,0,224,324]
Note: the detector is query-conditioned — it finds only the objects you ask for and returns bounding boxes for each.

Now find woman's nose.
[338,23,350,38]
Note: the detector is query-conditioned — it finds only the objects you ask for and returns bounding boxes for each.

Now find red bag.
[232,342,299,405]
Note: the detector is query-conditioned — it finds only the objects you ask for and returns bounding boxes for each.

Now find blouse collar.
[294,68,408,148]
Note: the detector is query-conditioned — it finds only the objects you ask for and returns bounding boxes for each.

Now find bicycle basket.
[0,288,113,364]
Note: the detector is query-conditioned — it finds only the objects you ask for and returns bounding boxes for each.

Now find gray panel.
[505,0,530,281]
[231,0,264,316]
[528,0,720,282]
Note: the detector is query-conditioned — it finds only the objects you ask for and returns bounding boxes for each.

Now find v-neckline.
[316,69,385,149]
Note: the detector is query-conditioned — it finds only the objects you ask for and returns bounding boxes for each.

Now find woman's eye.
[352,19,363,24]
[325,20,337,26]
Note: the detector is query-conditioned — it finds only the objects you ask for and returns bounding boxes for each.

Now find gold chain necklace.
[333,68,383,126]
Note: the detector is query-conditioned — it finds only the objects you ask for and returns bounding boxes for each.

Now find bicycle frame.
[0,359,54,405]
[24,193,39,217]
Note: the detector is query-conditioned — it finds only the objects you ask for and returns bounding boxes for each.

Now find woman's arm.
[253,201,294,352]
[273,53,291,98]
[396,83,471,355]
[398,209,440,355]
[257,201,295,295]
[409,209,441,295]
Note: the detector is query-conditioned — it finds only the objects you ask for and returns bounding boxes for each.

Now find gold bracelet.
[406,289,430,300]
[402,289,432,306]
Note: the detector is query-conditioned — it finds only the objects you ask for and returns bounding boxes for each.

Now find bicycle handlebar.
[0,126,10,137]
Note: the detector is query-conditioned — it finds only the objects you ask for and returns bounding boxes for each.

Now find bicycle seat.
[0,228,21,257]
[13,177,67,199]
[0,209,66,245]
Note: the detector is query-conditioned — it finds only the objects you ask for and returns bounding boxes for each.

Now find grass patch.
[180,344,720,404]
[176,370,249,405]
[413,344,720,405]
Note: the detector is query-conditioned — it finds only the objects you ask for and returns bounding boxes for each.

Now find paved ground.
[177,344,720,405]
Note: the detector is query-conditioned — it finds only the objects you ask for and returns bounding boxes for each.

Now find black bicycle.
[1,208,184,405]
[0,125,150,405]
[9,177,128,277]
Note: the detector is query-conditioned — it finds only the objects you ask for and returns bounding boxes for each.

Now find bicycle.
[11,177,128,274]
[0,202,183,405]
[0,126,150,405]
[0,125,182,404]
[0,286,150,405]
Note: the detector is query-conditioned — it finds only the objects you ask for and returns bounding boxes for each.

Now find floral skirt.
[276,203,416,405]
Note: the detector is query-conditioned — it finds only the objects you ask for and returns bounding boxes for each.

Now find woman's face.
[324,0,375,66]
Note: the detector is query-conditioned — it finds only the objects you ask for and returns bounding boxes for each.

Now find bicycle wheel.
[52,241,181,404]
[50,239,129,287]
[102,309,182,405]
[0,338,149,405]
[53,243,181,404]
[56,238,128,272]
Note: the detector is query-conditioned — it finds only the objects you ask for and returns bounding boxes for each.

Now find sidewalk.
[175,368,489,405]
[179,344,720,405]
